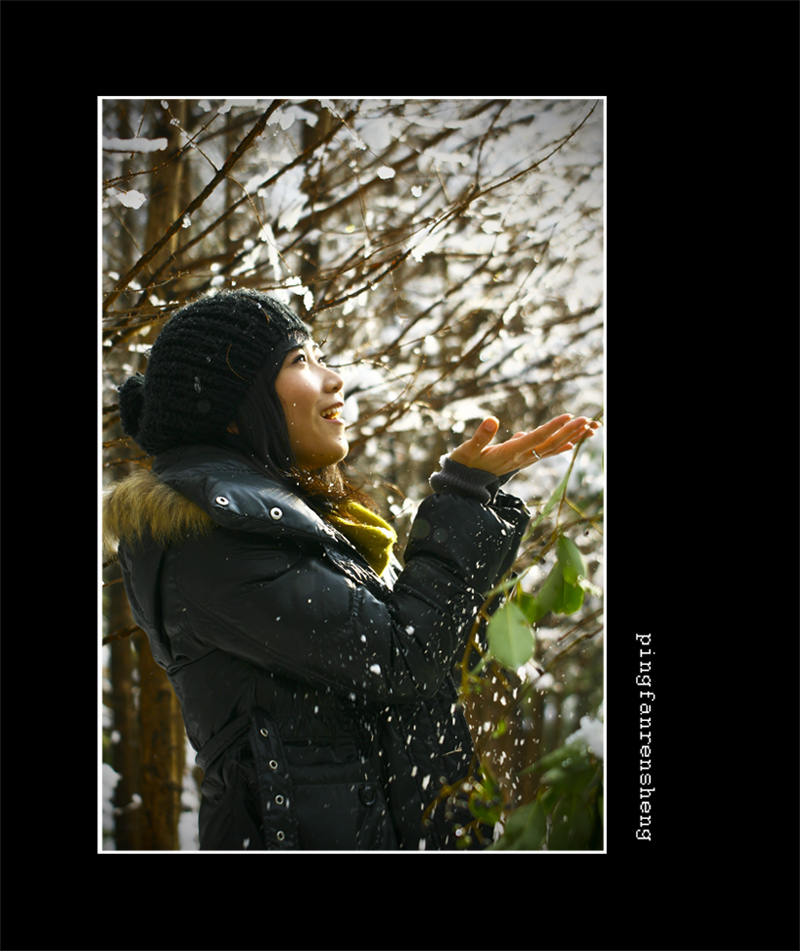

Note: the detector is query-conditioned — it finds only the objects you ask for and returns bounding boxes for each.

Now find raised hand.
[450,413,600,477]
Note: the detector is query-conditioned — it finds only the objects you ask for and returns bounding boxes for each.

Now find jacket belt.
[195,713,252,773]
[249,710,301,849]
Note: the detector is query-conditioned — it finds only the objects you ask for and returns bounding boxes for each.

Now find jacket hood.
[103,444,368,560]
[103,463,216,559]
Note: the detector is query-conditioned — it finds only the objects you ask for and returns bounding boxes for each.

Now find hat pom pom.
[118,373,146,439]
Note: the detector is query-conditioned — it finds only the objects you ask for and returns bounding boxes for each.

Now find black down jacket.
[113,444,530,850]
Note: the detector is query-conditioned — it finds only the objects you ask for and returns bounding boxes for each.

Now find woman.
[104,288,598,851]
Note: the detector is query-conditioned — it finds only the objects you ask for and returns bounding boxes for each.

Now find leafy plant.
[454,434,604,850]
[484,529,594,667]
[484,430,602,671]
[489,729,603,851]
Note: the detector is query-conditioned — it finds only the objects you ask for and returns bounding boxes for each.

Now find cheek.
[276,380,307,421]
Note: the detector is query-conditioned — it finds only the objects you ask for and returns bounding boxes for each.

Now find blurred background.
[101,98,604,850]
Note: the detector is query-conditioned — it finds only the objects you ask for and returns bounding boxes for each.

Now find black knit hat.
[118,289,312,455]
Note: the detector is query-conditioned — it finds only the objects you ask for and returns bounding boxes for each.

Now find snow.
[566,716,604,760]
[423,148,471,167]
[109,189,147,210]
[407,221,452,263]
[102,763,121,840]
[221,99,264,115]
[277,199,307,232]
[102,136,168,153]
[258,223,281,277]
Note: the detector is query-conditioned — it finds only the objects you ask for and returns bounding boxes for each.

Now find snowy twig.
[103,101,286,314]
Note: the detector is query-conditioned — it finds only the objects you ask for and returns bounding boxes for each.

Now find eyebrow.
[282,341,321,363]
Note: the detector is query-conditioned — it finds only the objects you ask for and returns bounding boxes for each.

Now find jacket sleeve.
[163,489,529,705]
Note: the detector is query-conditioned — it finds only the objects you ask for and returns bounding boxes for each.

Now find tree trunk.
[108,586,142,850]
[138,638,185,850]
[132,100,189,849]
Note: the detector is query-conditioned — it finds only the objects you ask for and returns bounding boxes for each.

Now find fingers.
[473,416,499,448]
[508,416,598,464]
[450,413,599,475]
[464,416,500,457]
[528,414,574,444]
[449,416,499,468]
[535,417,599,458]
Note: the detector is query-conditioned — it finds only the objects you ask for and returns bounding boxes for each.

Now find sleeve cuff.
[429,455,516,503]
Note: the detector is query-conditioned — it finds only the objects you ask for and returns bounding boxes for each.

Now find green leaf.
[489,801,547,851]
[525,562,565,623]
[491,719,508,739]
[467,770,504,826]
[553,577,585,615]
[557,534,587,586]
[486,601,534,669]
[528,467,571,534]
[522,739,591,777]
[541,758,596,794]
[546,794,596,851]
[468,794,503,826]
[515,590,540,624]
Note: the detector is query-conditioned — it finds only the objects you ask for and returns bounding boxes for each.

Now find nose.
[324,364,344,394]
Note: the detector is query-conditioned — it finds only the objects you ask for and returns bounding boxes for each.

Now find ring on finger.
[531,448,542,460]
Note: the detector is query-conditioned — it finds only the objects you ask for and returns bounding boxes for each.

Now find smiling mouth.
[321,406,343,421]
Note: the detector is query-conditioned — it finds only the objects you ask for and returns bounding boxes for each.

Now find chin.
[329,437,349,465]
[301,444,349,471]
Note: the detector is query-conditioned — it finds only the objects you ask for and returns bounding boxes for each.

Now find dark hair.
[226,351,378,516]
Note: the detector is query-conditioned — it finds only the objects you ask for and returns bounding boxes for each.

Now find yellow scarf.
[325,501,398,577]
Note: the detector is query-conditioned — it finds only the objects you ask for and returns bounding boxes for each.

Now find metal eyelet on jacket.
[359,784,377,806]
[215,496,229,506]
[269,507,283,520]
[269,760,278,770]
[260,727,268,737]
[275,795,284,805]
[276,831,285,841]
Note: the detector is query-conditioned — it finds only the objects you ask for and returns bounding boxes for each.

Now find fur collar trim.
[103,466,215,559]
[103,460,397,580]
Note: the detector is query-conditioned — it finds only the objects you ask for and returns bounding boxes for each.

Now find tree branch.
[103,100,286,314]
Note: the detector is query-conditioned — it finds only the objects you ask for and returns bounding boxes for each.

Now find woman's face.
[274,342,348,470]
